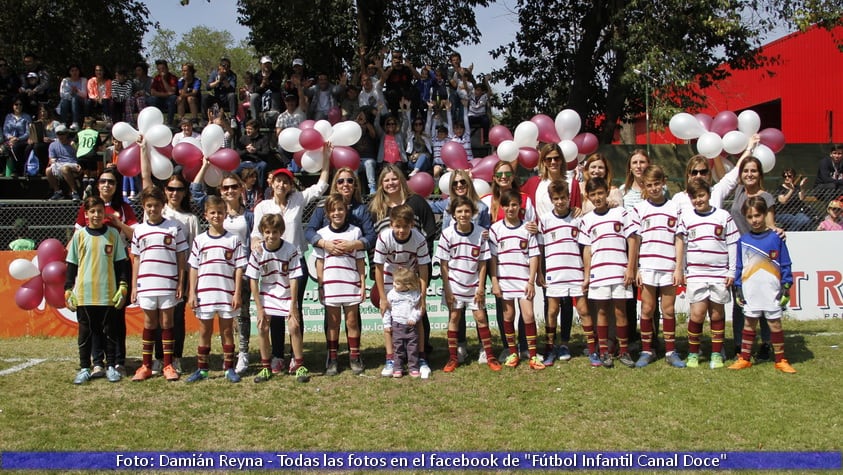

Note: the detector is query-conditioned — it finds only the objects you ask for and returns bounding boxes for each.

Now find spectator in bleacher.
[306,72,345,121]
[374,107,408,174]
[131,62,152,117]
[76,117,103,190]
[0,58,20,120]
[46,124,81,201]
[817,197,843,231]
[250,56,283,124]
[237,71,255,123]
[204,58,238,127]
[382,50,420,115]
[236,119,271,186]
[148,60,178,125]
[110,68,133,125]
[448,99,473,162]
[58,65,87,130]
[816,144,843,191]
[341,83,361,122]
[86,65,112,126]
[358,73,384,112]
[467,81,490,143]
[171,118,200,147]
[403,111,432,177]
[274,85,306,170]
[352,107,378,195]
[176,62,201,125]
[284,58,306,96]
[2,97,32,177]
[28,103,61,173]
[447,52,472,120]
[18,52,49,117]
[775,167,812,231]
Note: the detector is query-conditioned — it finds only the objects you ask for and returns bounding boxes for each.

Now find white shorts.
[450,297,483,311]
[638,269,675,287]
[744,306,783,320]
[194,309,238,320]
[545,283,584,298]
[589,283,632,300]
[137,294,179,311]
[686,282,731,305]
[50,162,80,177]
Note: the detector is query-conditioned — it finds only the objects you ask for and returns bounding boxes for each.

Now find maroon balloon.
[694,113,713,133]
[299,120,316,130]
[172,142,202,166]
[37,239,66,270]
[407,172,435,198]
[530,114,561,143]
[44,283,66,308]
[41,261,67,286]
[759,127,786,153]
[471,154,500,182]
[370,285,380,308]
[299,128,324,151]
[209,148,241,172]
[116,144,141,177]
[711,111,738,137]
[518,147,540,169]
[293,150,305,168]
[182,161,202,182]
[521,175,541,203]
[15,276,44,311]
[155,144,173,159]
[327,106,342,125]
[572,132,599,155]
[440,141,470,170]
[488,125,513,147]
[330,146,361,170]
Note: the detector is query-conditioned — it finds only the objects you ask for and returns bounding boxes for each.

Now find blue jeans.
[60,96,85,125]
[147,95,177,124]
[411,153,430,173]
[360,157,377,194]
[777,212,812,231]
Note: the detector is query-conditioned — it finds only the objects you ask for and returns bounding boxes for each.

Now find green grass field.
[1,318,842,474]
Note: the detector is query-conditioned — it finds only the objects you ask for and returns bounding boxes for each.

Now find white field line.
[0,358,47,376]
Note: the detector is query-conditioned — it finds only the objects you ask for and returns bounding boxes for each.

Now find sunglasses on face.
[830,206,842,211]
[690,169,709,176]
[336,177,355,185]
[165,186,186,192]
[783,173,794,178]
[453,179,468,186]
[221,184,240,191]
[98,178,116,185]
[543,155,562,162]
[494,171,514,178]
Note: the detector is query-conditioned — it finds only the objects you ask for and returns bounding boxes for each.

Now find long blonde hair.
[330,167,362,203]
[368,163,413,223]
[450,169,480,202]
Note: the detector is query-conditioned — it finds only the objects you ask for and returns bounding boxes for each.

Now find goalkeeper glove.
[65,290,77,311]
[734,287,745,307]
[112,282,128,309]
[779,283,791,308]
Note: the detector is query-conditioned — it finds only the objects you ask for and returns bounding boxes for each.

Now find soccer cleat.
[225,368,241,383]
[504,353,520,368]
[542,351,556,367]
[106,366,122,383]
[418,358,431,377]
[686,353,700,368]
[392,370,403,378]
[728,357,753,370]
[556,345,572,361]
[295,366,311,383]
[529,356,546,370]
[754,343,772,363]
[600,353,614,368]
[132,364,153,382]
[380,360,394,377]
[666,352,686,368]
[588,352,603,367]
[90,365,106,379]
[635,351,655,368]
[709,352,724,369]
[477,350,488,364]
[186,369,208,383]
[349,356,365,375]
[172,358,182,375]
[325,359,339,376]
[419,362,431,379]
[235,352,249,374]
[618,352,636,368]
[443,358,459,373]
[162,364,180,381]
[457,344,468,364]
[73,368,91,385]
[486,357,502,371]
[410,369,421,378]
[254,367,272,383]
[271,357,284,374]
[774,359,797,374]
[151,359,163,376]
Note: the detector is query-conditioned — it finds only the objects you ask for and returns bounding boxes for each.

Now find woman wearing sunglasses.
[306,166,376,258]
[817,198,843,231]
[534,142,581,217]
[775,168,812,231]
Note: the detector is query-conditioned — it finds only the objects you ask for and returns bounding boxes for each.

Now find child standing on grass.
[579,177,638,369]
[374,204,432,378]
[677,178,738,369]
[66,196,130,384]
[538,179,594,366]
[437,196,501,373]
[730,197,796,373]
[315,194,367,376]
[186,195,247,383]
[629,165,686,369]
[246,214,310,383]
[490,190,544,370]
[130,186,188,382]
[384,266,422,378]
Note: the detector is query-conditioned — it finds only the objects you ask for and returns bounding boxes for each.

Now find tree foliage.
[147,26,256,80]
[236,0,490,78]
[0,0,150,80]
[492,0,843,143]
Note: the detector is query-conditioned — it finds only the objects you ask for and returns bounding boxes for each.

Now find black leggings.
[78,306,119,369]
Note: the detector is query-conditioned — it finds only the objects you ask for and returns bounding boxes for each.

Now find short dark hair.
[585,177,609,194]
[140,185,165,205]
[154,59,168,66]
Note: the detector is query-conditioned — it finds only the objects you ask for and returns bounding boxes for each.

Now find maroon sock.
[687,320,703,354]
[545,325,556,354]
[197,346,211,371]
[525,321,537,358]
[663,316,676,353]
[711,319,725,354]
[771,329,785,363]
[161,328,174,367]
[640,317,653,353]
[616,323,629,353]
[503,319,517,353]
[447,330,458,360]
[142,328,155,367]
[741,328,756,360]
[347,336,360,359]
[582,324,597,354]
[597,324,609,354]
[222,344,235,370]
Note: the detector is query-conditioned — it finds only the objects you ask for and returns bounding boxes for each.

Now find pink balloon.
[694,113,713,132]
[331,146,361,170]
[299,128,324,151]
[209,148,241,172]
[182,161,202,182]
[471,154,499,182]
[44,283,66,308]
[16,276,44,311]
[172,142,203,167]
[116,144,141,177]
[530,114,561,143]
[573,132,599,155]
[299,120,315,130]
[41,261,67,286]
[440,142,470,170]
[155,144,173,159]
[518,147,540,169]
[711,111,738,137]
[37,239,66,270]
[327,106,342,125]
[759,128,786,153]
[488,125,513,148]
[407,172,435,198]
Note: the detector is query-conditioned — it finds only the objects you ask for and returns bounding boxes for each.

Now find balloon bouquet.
[10,239,69,310]
[278,117,365,177]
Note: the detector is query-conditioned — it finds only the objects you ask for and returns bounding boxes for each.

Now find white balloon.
[497,140,519,162]
[9,258,40,281]
[313,120,333,141]
[696,132,724,159]
[137,107,164,133]
[330,121,362,147]
[472,178,491,196]
[737,110,761,136]
[201,124,225,157]
[31,255,38,270]
[722,130,749,155]
[754,144,776,173]
[301,150,323,173]
[513,121,539,148]
[204,164,224,187]
[150,149,174,180]
[181,136,201,149]
[555,109,582,141]
[112,121,139,143]
[669,112,705,140]
[146,124,173,148]
[559,140,579,162]
[278,128,304,152]
[438,171,452,195]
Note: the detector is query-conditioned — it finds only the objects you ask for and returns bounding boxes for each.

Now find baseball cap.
[26,72,37,79]
[292,58,304,67]
[55,124,69,134]
[269,168,294,181]
[260,55,272,64]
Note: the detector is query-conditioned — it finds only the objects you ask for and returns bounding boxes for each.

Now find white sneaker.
[230,118,238,129]
[477,350,488,364]
[380,359,394,377]
[151,359,163,376]
[419,362,431,379]
[70,122,79,131]
[235,352,249,374]
[457,344,468,364]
